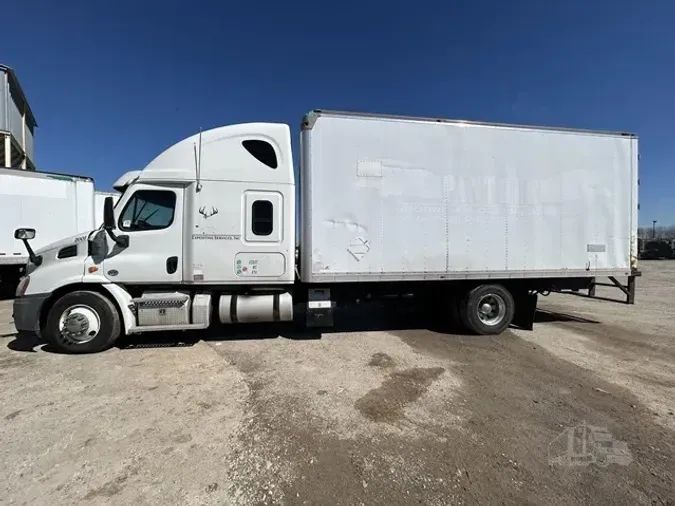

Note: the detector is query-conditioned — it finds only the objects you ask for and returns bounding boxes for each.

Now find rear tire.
[459,284,514,335]
[44,290,121,354]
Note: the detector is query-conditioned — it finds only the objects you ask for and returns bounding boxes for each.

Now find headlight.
[16,276,30,297]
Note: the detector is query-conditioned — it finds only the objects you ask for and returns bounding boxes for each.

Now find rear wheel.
[460,284,514,335]
[44,290,121,354]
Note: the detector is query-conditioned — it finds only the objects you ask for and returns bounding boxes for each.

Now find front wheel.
[44,290,121,354]
[459,284,515,335]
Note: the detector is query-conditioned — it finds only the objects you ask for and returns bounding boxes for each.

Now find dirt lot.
[1,262,674,505]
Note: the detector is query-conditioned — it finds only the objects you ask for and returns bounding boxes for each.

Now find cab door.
[102,184,183,283]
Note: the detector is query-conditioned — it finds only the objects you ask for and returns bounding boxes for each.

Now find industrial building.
[0,64,36,170]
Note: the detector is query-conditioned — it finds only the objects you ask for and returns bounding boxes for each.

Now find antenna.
[193,128,203,192]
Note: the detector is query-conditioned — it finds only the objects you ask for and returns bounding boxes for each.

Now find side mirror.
[103,197,115,230]
[102,197,129,248]
[14,228,36,240]
[14,228,41,266]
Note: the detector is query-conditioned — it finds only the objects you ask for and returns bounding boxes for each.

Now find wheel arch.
[39,283,129,335]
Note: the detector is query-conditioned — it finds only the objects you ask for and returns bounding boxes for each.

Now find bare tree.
[638,224,675,240]
[662,225,675,239]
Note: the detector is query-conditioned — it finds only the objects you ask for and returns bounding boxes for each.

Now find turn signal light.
[88,266,99,274]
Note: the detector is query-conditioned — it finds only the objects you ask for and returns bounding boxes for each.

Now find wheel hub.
[477,294,507,326]
[58,304,102,344]
[63,313,89,337]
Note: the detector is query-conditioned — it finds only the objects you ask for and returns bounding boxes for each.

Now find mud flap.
[512,292,538,331]
[306,288,334,328]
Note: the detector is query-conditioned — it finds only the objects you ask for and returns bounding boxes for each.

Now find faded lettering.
[192,234,240,241]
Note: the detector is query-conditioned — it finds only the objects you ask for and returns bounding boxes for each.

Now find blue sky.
[4,0,674,226]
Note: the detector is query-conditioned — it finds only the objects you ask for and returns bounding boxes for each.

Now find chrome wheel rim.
[58,305,101,344]
[477,294,507,326]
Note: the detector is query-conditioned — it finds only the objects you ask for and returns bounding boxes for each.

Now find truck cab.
[13,122,296,353]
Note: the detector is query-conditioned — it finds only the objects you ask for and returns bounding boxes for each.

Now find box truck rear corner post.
[11,110,640,354]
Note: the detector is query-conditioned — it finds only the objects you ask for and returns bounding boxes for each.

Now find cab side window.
[119,190,176,231]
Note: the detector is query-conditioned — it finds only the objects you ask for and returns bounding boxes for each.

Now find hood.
[34,232,93,256]
[25,231,95,276]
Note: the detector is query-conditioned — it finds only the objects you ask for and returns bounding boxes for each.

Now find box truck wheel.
[44,291,121,354]
[460,284,514,335]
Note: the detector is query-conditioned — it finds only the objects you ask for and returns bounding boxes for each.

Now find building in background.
[0,64,37,170]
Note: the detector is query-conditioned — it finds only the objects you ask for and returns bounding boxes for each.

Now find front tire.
[460,284,515,335]
[44,290,121,354]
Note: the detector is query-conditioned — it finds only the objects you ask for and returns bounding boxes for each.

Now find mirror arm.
[21,239,42,266]
[104,228,129,248]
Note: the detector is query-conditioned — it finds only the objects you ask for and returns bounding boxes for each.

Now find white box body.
[299,111,638,283]
[0,169,96,265]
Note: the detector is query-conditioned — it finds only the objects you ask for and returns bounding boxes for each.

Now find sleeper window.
[242,140,278,169]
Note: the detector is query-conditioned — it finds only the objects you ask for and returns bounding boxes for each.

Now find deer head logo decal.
[199,206,219,219]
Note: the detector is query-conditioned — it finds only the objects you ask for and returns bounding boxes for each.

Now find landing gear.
[44,291,121,354]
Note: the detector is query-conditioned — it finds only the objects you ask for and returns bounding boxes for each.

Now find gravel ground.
[1,262,674,505]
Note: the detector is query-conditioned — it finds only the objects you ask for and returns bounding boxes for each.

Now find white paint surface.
[300,112,638,282]
[0,170,96,263]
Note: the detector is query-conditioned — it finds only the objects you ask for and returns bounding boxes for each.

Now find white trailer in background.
[94,191,120,227]
[0,167,117,295]
[12,110,640,353]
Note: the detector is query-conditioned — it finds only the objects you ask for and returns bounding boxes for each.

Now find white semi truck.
[12,110,640,354]
[0,167,118,296]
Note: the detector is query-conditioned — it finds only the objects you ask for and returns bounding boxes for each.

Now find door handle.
[166,256,178,274]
